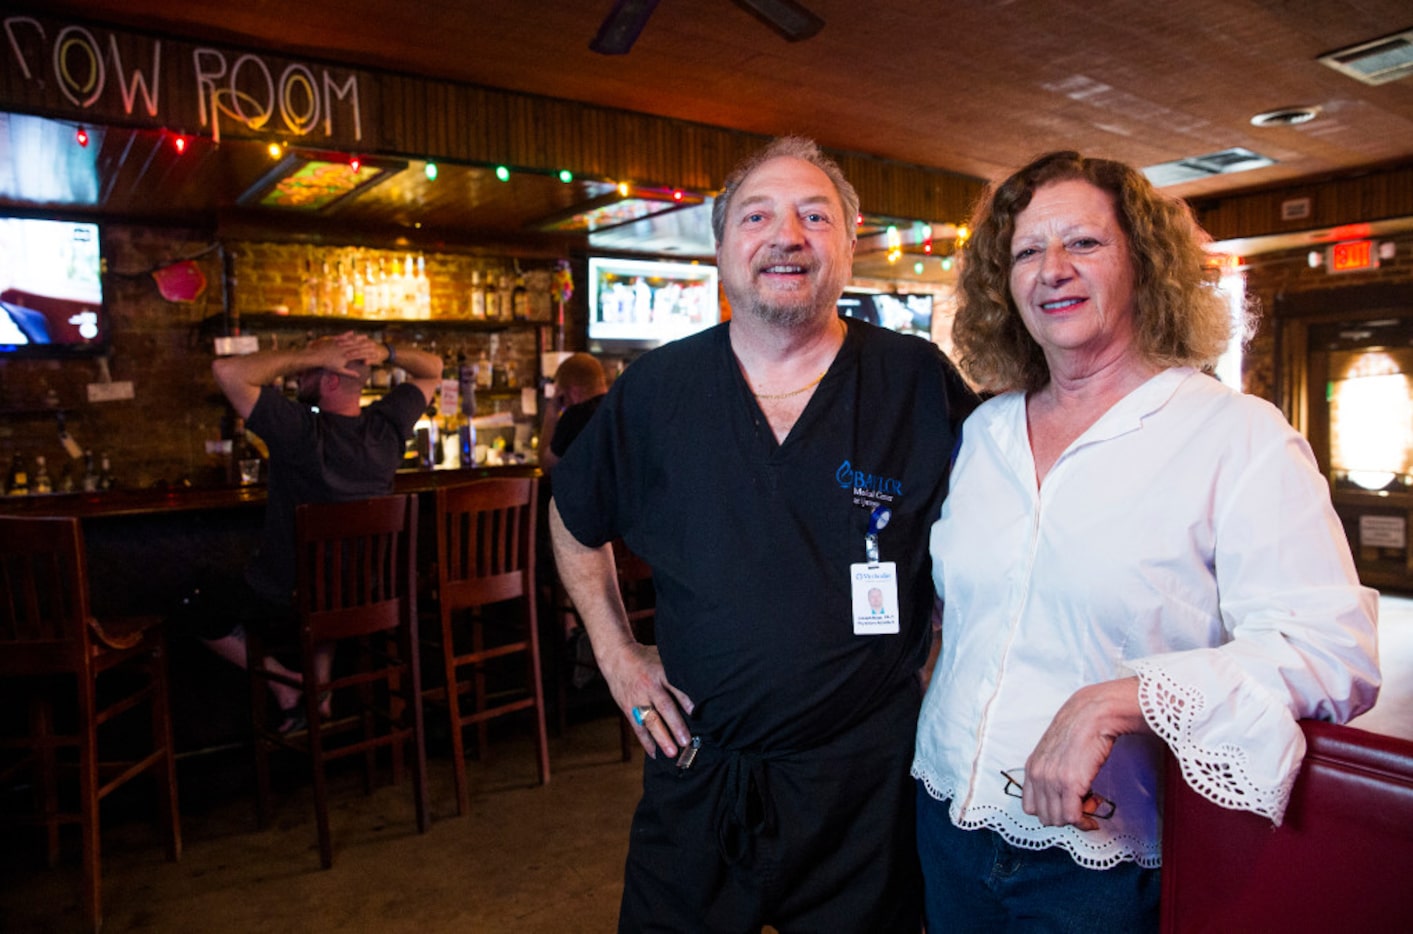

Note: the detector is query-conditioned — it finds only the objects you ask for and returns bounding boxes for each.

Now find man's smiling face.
[716,155,856,329]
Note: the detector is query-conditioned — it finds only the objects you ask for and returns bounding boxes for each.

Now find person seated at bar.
[537,351,609,473]
[196,331,441,730]
[911,150,1381,931]
[537,352,610,687]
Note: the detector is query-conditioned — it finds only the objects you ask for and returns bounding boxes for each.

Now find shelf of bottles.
[215,241,557,474]
[5,447,111,496]
[229,242,557,325]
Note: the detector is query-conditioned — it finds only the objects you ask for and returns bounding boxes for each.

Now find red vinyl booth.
[1161,719,1413,933]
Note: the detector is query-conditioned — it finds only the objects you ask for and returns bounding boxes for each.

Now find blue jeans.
[915,783,1159,933]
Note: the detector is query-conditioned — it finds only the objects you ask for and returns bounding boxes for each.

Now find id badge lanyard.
[853,505,899,635]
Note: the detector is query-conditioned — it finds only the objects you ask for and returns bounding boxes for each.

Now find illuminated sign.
[1329,240,1378,273]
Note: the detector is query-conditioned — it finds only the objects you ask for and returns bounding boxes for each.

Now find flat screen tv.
[838,290,932,339]
[587,257,719,349]
[0,216,108,355]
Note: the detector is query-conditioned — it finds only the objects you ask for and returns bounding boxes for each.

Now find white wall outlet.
[87,380,135,402]
[214,335,260,355]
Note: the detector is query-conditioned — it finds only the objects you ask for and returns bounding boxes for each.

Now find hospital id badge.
[851,562,900,635]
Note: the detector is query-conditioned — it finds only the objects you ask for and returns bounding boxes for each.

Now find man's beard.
[739,295,820,328]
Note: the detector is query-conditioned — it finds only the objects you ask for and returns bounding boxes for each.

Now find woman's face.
[1008,179,1138,372]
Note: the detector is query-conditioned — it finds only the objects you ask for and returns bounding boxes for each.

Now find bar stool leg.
[247,632,274,829]
[442,606,470,817]
[78,670,103,932]
[150,649,183,861]
[302,637,335,870]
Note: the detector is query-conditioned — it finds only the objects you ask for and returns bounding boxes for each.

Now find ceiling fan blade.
[589,0,663,55]
[731,0,824,41]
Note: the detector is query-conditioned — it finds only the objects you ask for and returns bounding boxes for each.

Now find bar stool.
[246,493,429,869]
[0,515,181,933]
[611,539,656,757]
[550,538,657,761]
[427,477,549,816]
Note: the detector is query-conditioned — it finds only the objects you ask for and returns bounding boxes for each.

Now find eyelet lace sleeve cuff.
[1133,656,1303,825]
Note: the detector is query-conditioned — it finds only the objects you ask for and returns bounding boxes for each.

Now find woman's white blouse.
[912,367,1380,869]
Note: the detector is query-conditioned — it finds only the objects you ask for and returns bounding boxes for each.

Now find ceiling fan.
[590,0,824,55]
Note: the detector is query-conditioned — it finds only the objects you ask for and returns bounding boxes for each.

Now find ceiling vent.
[1142,148,1276,187]
[1319,29,1413,85]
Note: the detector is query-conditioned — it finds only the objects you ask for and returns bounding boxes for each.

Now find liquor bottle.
[414,254,432,319]
[351,262,367,317]
[97,452,113,491]
[457,353,477,467]
[469,270,486,320]
[32,455,52,494]
[334,258,351,317]
[484,272,500,322]
[6,452,29,495]
[498,274,515,322]
[58,461,75,493]
[476,348,494,390]
[81,449,99,492]
[511,273,528,321]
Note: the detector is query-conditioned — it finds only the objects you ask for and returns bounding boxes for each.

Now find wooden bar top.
[0,465,541,520]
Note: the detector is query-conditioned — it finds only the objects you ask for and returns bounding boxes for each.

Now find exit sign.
[1329,240,1378,273]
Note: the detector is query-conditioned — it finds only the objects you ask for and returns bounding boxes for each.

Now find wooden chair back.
[0,514,180,932]
[295,492,418,645]
[0,515,91,674]
[431,477,548,814]
[435,476,537,609]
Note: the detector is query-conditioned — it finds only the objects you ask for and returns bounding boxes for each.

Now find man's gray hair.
[710,136,860,245]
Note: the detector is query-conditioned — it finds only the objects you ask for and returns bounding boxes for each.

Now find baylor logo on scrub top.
[836,460,902,508]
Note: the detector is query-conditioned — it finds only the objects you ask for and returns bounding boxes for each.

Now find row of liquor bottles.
[4,449,112,496]
[270,246,556,322]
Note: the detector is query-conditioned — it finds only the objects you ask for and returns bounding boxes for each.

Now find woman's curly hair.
[953,151,1244,394]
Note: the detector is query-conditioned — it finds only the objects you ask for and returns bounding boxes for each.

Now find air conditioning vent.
[1142,148,1276,187]
[1319,29,1413,86]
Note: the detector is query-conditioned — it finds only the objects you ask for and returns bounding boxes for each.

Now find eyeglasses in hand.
[1000,768,1116,820]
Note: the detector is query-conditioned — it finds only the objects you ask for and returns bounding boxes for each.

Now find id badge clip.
[852,506,898,635]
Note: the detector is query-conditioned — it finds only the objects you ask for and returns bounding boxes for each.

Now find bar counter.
[0,464,541,617]
[0,464,540,519]
[0,464,544,754]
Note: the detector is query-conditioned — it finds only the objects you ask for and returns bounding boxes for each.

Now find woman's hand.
[1022,677,1148,831]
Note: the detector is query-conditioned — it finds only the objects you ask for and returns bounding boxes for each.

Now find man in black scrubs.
[551,136,975,931]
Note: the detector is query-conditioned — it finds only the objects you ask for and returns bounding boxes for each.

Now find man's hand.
[596,636,694,759]
[312,331,381,375]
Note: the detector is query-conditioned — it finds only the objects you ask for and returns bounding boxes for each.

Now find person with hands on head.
[911,151,1380,932]
[197,331,442,731]
[550,136,975,932]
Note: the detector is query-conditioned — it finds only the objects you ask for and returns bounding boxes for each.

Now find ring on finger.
[631,705,655,727]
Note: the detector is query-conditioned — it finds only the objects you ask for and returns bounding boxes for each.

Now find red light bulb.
[173,135,187,154]
[76,126,89,147]
[350,156,361,173]
[672,189,684,201]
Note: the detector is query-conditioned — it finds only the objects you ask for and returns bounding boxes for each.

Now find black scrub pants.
[617,688,923,933]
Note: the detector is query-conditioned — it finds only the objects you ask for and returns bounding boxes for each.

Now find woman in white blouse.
[911,151,1380,931]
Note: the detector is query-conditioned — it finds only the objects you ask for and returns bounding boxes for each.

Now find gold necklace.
[753,368,827,400]
[748,317,845,401]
